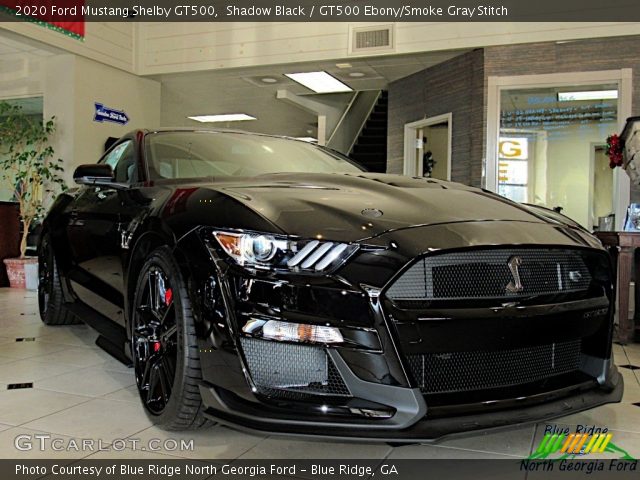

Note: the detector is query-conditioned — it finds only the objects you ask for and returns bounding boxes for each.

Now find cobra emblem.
[506,256,524,293]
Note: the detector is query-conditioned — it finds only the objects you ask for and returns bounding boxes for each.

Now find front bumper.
[177,222,623,441]
[198,366,623,442]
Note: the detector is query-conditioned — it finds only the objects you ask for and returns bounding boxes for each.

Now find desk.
[595,231,640,344]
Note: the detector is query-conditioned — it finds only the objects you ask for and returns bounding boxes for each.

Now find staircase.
[349,91,388,173]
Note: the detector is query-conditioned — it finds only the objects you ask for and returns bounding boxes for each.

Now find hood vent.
[350,25,394,54]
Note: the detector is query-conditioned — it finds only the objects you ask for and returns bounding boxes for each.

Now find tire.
[38,234,81,326]
[131,246,212,430]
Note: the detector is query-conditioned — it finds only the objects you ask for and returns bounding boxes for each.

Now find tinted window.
[101,141,136,183]
[146,132,363,180]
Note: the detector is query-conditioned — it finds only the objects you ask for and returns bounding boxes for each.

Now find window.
[497,84,618,229]
[146,132,363,180]
[101,141,136,183]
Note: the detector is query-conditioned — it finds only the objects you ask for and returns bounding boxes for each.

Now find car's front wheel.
[131,246,212,430]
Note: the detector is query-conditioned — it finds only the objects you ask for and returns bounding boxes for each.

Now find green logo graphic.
[528,433,636,460]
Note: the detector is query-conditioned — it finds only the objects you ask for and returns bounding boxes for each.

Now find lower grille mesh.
[240,337,351,397]
[408,339,582,394]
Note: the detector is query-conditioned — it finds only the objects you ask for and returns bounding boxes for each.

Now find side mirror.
[73,164,114,186]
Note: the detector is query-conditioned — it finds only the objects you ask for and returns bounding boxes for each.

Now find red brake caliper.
[152,288,172,353]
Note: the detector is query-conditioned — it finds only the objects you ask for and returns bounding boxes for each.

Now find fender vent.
[350,25,394,54]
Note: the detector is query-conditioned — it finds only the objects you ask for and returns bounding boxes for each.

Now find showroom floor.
[0,287,639,463]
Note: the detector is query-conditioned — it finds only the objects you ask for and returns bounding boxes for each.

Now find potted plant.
[0,101,65,288]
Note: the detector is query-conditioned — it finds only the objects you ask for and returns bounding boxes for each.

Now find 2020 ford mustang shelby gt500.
[38,129,622,439]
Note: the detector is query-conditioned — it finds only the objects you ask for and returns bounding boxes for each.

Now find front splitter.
[198,373,623,444]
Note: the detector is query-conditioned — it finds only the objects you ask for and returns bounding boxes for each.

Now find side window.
[101,141,136,183]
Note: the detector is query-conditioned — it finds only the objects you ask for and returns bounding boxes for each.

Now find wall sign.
[94,102,129,125]
[499,137,528,160]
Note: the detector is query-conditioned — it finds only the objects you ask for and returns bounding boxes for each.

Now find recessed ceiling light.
[294,137,318,143]
[284,71,352,94]
[187,114,257,123]
[348,72,365,78]
[557,90,618,101]
[260,77,277,83]
[336,63,352,69]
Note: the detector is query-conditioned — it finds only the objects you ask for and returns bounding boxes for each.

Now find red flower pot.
[2,257,38,289]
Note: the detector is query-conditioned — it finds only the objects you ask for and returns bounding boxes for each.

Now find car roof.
[135,127,312,143]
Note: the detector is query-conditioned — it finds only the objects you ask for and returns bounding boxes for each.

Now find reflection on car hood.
[204,172,549,243]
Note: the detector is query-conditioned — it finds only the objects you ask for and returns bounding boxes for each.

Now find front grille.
[386,248,592,302]
[240,337,351,397]
[407,339,582,394]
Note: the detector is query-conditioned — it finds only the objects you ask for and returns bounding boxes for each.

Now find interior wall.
[138,22,640,76]
[44,55,161,186]
[0,54,44,100]
[43,55,76,191]
[387,49,484,185]
[3,22,640,77]
[424,125,448,180]
[593,148,614,222]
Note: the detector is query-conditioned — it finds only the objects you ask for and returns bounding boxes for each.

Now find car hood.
[203,172,551,243]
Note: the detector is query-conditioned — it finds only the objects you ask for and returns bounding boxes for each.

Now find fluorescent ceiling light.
[294,137,318,143]
[188,114,256,123]
[557,90,618,101]
[285,71,352,93]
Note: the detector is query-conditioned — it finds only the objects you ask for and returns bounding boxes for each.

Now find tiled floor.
[1,287,639,461]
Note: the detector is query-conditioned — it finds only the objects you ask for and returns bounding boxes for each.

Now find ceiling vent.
[349,25,395,54]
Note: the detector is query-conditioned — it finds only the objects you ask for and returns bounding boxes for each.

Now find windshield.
[146,131,364,180]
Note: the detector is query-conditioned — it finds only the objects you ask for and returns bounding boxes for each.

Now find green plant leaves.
[0,100,67,256]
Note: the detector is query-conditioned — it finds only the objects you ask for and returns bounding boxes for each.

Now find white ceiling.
[156,49,469,138]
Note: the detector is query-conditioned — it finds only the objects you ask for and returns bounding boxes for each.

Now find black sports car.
[38,129,622,439]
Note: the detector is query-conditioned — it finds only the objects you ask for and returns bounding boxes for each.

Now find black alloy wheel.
[133,265,178,415]
[38,236,53,316]
[38,234,80,325]
[131,247,211,429]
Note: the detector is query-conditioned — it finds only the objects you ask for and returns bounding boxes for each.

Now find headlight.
[209,230,358,272]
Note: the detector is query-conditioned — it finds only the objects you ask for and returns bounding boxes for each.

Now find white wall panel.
[139,21,640,75]
[4,21,640,76]
[140,22,348,73]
